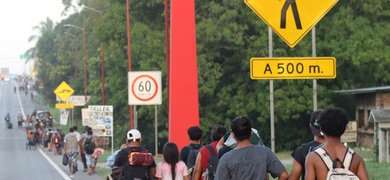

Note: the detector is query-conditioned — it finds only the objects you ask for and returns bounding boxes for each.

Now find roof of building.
[334,86,390,94]
[369,110,390,122]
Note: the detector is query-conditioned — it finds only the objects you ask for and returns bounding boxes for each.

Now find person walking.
[113,129,156,180]
[289,109,325,180]
[305,107,369,180]
[193,125,226,180]
[82,130,98,175]
[64,127,80,178]
[215,116,288,180]
[25,115,31,134]
[4,113,11,127]
[80,126,89,172]
[51,130,62,155]
[179,126,202,176]
[156,142,190,180]
[17,112,23,128]
[73,126,82,172]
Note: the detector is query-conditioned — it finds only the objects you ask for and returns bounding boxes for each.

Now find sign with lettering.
[83,105,113,137]
[250,57,336,79]
[128,71,162,105]
[66,95,91,106]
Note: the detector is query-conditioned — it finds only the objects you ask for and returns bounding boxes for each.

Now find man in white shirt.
[73,126,82,172]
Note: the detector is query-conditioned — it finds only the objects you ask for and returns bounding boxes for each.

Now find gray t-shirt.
[215,145,286,180]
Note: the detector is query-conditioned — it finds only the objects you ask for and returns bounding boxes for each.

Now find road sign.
[53,81,75,101]
[341,121,357,143]
[128,71,162,105]
[244,0,338,47]
[65,95,91,106]
[55,103,75,109]
[60,109,69,125]
[19,54,31,59]
[250,57,336,79]
[85,105,114,137]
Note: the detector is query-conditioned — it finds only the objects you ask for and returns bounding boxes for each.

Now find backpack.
[54,136,60,144]
[204,145,219,180]
[315,147,360,180]
[121,147,155,180]
[84,138,95,154]
[186,144,201,176]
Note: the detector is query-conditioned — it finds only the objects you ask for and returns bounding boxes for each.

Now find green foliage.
[29,0,390,152]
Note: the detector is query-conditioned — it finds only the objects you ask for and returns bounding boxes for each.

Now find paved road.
[0,80,105,180]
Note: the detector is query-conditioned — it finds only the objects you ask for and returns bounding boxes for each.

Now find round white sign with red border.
[128,71,162,105]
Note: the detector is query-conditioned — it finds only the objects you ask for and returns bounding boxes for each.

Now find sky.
[0,0,66,75]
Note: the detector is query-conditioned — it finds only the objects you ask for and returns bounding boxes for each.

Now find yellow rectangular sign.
[250,57,336,79]
[55,103,75,109]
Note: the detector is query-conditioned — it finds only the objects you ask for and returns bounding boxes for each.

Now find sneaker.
[83,169,87,172]
[69,174,73,178]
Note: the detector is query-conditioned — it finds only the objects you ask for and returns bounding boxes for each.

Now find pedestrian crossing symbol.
[244,0,338,48]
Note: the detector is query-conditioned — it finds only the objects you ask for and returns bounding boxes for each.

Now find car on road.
[36,111,54,127]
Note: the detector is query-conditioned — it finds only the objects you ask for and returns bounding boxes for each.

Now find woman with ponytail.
[156,142,190,180]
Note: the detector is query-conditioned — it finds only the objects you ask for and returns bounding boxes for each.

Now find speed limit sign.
[128,71,162,105]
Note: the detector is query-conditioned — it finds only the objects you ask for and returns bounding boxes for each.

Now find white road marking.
[38,148,72,180]
[15,80,71,180]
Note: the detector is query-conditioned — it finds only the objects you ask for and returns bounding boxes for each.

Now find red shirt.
[198,141,219,174]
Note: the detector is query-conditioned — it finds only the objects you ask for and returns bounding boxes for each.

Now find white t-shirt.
[74,131,81,142]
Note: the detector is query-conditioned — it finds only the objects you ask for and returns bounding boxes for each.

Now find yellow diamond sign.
[244,0,338,48]
[54,81,75,101]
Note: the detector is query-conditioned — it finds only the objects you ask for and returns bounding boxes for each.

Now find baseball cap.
[127,129,142,142]
[310,109,324,137]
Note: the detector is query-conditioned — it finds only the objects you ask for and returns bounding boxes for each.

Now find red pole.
[100,11,105,105]
[165,0,170,111]
[126,0,134,129]
[83,27,87,103]
[169,0,199,150]
[75,36,78,79]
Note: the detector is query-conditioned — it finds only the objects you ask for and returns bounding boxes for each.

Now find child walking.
[156,142,190,180]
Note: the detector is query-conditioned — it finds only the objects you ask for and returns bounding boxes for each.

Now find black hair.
[231,116,252,141]
[87,130,93,135]
[187,126,202,141]
[69,127,74,132]
[318,107,349,137]
[211,124,227,141]
[163,142,179,179]
[73,126,78,131]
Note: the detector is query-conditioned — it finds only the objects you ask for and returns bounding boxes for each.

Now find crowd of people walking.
[104,107,369,180]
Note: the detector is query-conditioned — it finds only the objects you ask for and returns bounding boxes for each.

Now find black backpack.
[186,144,201,176]
[121,148,155,180]
[84,138,95,155]
[204,145,219,180]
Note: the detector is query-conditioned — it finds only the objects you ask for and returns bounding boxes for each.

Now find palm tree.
[23,17,55,67]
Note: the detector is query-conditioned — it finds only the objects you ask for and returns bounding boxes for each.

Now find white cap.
[127,129,141,142]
